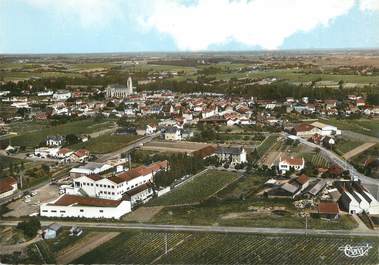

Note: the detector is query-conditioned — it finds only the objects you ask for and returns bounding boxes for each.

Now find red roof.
[118,161,169,182]
[296,174,309,185]
[74,149,89,158]
[58,148,71,155]
[294,124,315,132]
[318,202,339,214]
[86,174,102,181]
[281,157,304,166]
[52,195,122,207]
[0,177,17,194]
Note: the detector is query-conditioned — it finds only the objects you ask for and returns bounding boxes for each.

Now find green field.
[257,134,278,156]
[148,170,240,206]
[73,231,378,265]
[0,71,83,81]
[334,139,363,155]
[7,118,115,148]
[324,119,379,139]
[69,134,141,154]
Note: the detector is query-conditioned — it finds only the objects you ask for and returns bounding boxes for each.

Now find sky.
[0,0,378,53]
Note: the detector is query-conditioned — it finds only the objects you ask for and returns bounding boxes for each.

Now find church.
[106,77,134,98]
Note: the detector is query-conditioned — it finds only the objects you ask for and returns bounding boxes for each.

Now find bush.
[16,217,41,238]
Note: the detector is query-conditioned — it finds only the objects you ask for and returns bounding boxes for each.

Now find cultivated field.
[7,119,116,148]
[69,134,141,154]
[343,142,376,160]
[148,170,240,206]
[141,141,209,153]
[73,231,379,265]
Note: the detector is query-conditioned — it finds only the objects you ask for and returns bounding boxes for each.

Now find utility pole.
[164,233,168,255]
[128,152,132,169]
[305,213,308,236]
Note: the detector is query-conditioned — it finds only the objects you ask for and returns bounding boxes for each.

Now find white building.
[70,161,168,200]
[53,90,71,101]
[0,177,18,199]
[215,146,247,164]
[164,126,182,141]
[34,147,60,158]
[278,157,305,174]
[69,162,113,178]
[46,135,65,147]
[311,122,341,136]
[40,195,131,219]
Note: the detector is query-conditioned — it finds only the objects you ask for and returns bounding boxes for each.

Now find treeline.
[131,151,205,187]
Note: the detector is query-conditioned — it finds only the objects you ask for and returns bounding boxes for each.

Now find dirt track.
[56,232,120,264]
[342,142,376,160]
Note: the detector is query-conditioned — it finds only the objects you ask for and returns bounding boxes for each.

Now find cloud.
[360,0,379,12]
[141,0,356,50]
[23,0,124,29]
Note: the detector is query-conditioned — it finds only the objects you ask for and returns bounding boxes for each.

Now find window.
[100,184,103,187]
[99,210,104,213]
[96,184,99,187]
[112,192,115,195]
[60,210,66,213]
[80,209,84,212]
[42,210,48,212]
[91,183,94,186]
[51,210,57,213]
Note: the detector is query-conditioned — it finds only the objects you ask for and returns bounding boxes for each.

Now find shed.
[43,223,62,239]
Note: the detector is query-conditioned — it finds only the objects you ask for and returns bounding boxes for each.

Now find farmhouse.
[46,135,65,147]
[0,177,18,199]
[215,146,247,164]
[40,194,131,219]
[123,182,154,206]
[278,157,305,174]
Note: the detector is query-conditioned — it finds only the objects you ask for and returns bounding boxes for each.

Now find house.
[56,148,73,160]
[215,146,247,164]
[46,135,65,147]
[164,126,182,141]
[192,145,216,159]
[71,149,90,163]
[0,177,18,199]
[43,223,62,239]
[265,175,309,199]
[318,202,340,220]
[40,195,131,220]
[292,124,320,137]
[278,157,305,174]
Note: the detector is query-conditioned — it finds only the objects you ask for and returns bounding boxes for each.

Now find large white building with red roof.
[278,156,305,174]
[40,194,131,219]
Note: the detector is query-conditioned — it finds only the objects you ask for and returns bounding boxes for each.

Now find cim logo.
[338,244,373,258]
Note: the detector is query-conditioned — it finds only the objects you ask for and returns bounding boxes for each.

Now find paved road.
[97,133,160,162]
[1,220,378,237]
[283,133,379,186]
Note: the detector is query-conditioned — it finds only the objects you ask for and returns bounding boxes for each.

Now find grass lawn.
[69,134,141,154]
[148,170,240,206]
[8,118,115,148]
[325,119,379,139]
[334,138,363,155]
[72,231,378,265]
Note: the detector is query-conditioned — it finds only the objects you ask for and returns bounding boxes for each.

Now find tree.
[65,134,80,145]
[16,217,41,238]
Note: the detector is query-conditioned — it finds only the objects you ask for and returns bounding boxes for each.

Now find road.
[0,220,378,237]
[283,133,379,186]
[97,132,160,162]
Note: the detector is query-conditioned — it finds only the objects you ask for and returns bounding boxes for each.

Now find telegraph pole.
[164,233,168,255]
